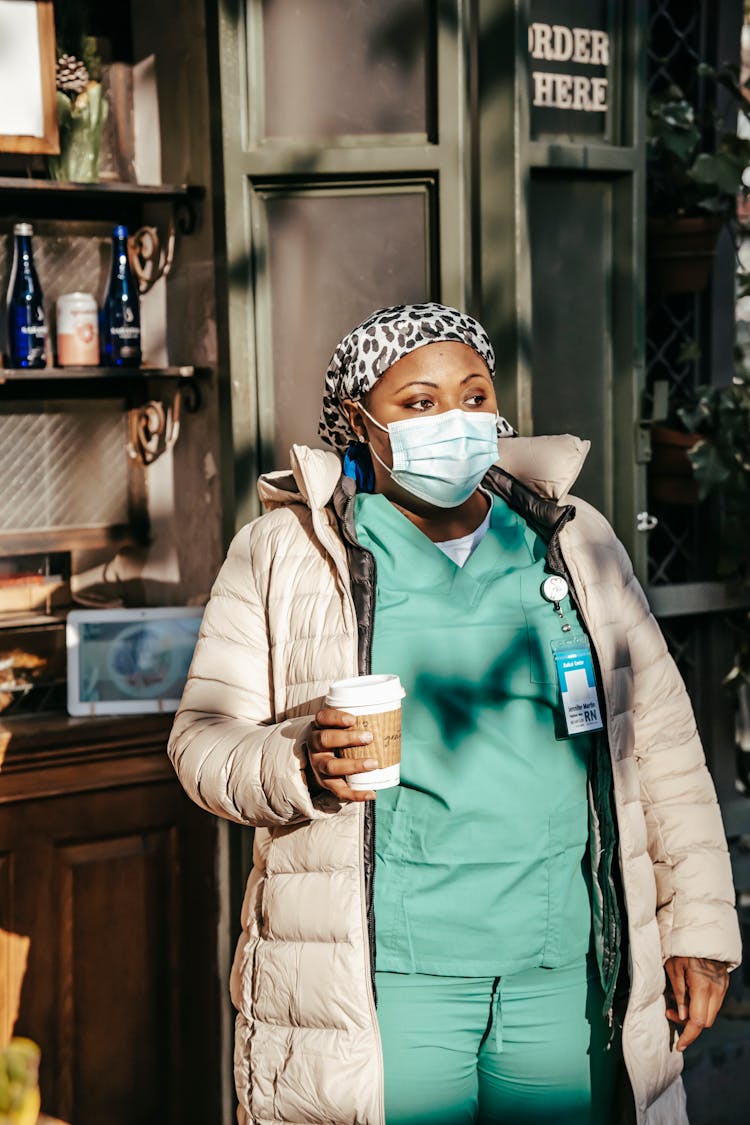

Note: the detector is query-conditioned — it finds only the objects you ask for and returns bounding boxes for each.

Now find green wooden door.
[477,0,647,573]
[214,0,647,562]
[214,0,476,530]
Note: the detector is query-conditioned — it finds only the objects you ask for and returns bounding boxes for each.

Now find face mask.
[359,406,500,508]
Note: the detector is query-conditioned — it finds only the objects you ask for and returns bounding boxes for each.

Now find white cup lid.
[326,673,405,709]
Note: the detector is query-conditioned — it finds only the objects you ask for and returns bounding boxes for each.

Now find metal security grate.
[645,293,707,585]
[645,293,702,404]
[0,409,128,531]
[646,0,713,588]
[647,2,706,99]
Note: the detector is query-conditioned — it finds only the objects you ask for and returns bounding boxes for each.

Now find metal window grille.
[648,1,750,1003]
[647,2,713,101]
[0,410,128,532]
[646,1,714,597]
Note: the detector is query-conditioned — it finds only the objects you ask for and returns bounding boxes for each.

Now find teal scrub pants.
[376,959,618,1125]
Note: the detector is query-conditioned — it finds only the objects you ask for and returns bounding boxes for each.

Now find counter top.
[0,712,175,804]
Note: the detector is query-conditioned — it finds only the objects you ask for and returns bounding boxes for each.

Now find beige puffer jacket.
[169,436,741,1125]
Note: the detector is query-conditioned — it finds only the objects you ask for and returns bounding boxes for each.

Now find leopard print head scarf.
[318,302,515,451]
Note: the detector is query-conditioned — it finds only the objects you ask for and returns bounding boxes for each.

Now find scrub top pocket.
[542,803,591,967]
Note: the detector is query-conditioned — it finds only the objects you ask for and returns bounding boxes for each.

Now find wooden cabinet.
[0,715,222,1125]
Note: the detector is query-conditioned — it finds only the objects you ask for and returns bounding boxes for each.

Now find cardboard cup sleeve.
[338,709,402,769]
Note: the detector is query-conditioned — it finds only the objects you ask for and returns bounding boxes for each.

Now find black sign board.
[528,0,611,139]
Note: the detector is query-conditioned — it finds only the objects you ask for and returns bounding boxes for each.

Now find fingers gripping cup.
[325,674,405,790]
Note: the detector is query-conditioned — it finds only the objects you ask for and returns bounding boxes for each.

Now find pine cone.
[56,53,90,96]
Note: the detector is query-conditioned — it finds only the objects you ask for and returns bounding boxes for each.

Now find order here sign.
[528,9,610,137]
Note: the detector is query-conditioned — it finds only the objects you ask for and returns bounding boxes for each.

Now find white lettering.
[532,21,554,61]
[590,29,610,66]
[531,72,608,112]
[572,74,592,110]
[572,27,591,64]
[551,24,573,62]
[532,71,557,106]
[528,23,610,68]
[556,74,573,107]
[590,76,608,110]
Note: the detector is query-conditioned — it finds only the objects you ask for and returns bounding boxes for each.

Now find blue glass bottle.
[6,222,47,368]
[101,225,141,367]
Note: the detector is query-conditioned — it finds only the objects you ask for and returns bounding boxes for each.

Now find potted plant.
[647,65,750,296]
[647,343,704,505]
[649,421,703,504]
[677,349,750,572]
[47,33,108,184]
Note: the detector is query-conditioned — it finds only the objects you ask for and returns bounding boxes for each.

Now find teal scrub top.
[353,492,593,977]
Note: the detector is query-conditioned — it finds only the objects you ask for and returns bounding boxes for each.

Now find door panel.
[529,173,613,515]
[478,0,645,564]
[259,184,432,464]
[3,774,219,1125]
[217,0,466,525]
[56,831,177,1125]
[260,0,433,139]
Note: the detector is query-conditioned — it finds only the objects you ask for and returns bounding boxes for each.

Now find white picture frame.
[0,0,59,154]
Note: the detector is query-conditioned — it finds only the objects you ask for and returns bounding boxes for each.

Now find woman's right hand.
[307,707,378,801]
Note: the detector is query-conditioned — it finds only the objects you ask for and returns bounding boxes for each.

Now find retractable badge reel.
[540,575,569,619]
[541,573,604,736]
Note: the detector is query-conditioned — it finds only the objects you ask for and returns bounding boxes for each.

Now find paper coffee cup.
[325,674,405,790]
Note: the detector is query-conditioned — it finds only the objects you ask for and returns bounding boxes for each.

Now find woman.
[169,303,741,1125]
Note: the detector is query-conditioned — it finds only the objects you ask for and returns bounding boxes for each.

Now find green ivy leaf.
[689,152,744,195]
[55,90,73,130]
[676,339,702,365]
[686,438,731,497]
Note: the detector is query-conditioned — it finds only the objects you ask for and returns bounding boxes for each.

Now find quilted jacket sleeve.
[168,522,338,829]
[616,541,741,969]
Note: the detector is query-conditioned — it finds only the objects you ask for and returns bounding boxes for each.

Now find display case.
[0,3,226,1122]
[0,182,210,708]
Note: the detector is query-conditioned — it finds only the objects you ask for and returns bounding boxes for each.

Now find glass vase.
[48,85,109,184]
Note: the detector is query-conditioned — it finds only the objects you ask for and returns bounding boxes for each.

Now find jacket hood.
[257,435,591,511]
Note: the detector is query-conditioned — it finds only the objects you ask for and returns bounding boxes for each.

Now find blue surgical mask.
[359,406,501,508]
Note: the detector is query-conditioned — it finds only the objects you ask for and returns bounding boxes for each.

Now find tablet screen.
[67,609,203,714]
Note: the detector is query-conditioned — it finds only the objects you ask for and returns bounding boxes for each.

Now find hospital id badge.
[551,636,604,737]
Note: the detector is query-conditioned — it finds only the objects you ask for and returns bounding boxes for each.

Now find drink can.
[56,293,99,367]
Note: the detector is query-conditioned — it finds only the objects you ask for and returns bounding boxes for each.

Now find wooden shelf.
[0,709,173,759]
[0,611,66,630]
[0,364,208,383]
[0,178,204,229]
[0,177,203,201]
[0,365,210,410]
[0,709,175,803]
